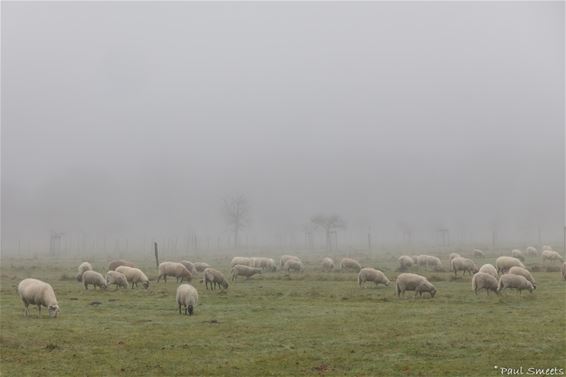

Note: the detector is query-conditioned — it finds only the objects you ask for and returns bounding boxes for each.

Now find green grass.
[1,254,565,376]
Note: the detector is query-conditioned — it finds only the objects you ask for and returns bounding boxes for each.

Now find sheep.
[511,249,525,261]
[562,262,566,281]
[472,249,485,258]
[543,245,553,251]
[231,257,252,268]
[108,260,136,271]
[395,273,437,298]
[471,272,498,295]
[526,246,538,257]
[283,259,304,272]
[339,258,362,272]
[412,255,425,269]
[194,262,211,272]
[176,284,198,316]
[448,253,461,263]
[157,262,193,283]
[478,264,498,279]
[542,250,564,264]
[358,268,390,288]
[321,257,335,272]
[203,268,229,290]
[231,264,262,281]
[495,256,525,274]
[115,266,150,289]
[280,255,300,268]
[252,257,277,272]
[106,271,128,289]
[82,271,107,290]
[17,278,60,318]
[76,262,93,282]
[498,274,534,294]
[508,266,536,289]
[398,255,414,271]
[451,257,478,277]
[180,261,197,274]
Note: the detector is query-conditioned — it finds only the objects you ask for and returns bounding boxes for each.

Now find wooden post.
[154,242,159,268]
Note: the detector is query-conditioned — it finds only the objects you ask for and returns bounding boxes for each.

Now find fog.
[1,2,564,254]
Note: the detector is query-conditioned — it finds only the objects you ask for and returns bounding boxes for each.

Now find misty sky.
[1,2,564,250]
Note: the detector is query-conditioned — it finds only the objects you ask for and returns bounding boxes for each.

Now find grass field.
[1,252,565,377]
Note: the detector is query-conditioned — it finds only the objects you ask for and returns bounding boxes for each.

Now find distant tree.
[223,194,250,248]
[311,214,346,250]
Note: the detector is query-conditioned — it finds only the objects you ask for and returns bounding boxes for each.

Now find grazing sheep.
[358,268,390,288]
[76,262,93,282]
[180,261,197,274]
[157,262,193,283]
[194,262,211,272]
[448,253,461,263]
[395,273,437,298]
[231,265,262,281]
[495,256,525,274]
[471,272,498,295]
[398,256,414,271]
[252,257,277,272]
[508,266,536,289]
[478,264,498,279]
[321,257,335,272]
[176,284,198,316]
[115,266,150,289]
[82,271,107,290]
[17,278,60,318]
[561,262,566,281]
[472,249,485,258]
[511,249,525,261]
[498,274,534,294]
[526,246,538,257]
[108,260,136,271]
[542,250,564,264]
[283,259,304,272]
[231,257,252,268]
[421,255,442,271]
[106,271,128,289]
[451,257,478,277]
[203,268,229,290]
[339,258,362,272]
[280,255,300,268]
[543,245,553,251]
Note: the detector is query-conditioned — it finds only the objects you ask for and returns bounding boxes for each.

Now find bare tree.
[311,214,346,251]
[223,194,250,249]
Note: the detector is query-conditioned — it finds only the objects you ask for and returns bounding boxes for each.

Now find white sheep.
[508,266,536,289]
[180,261,197,274]
[339,258,362,272]
[108,260,136,271]
[543,245,553,251]
[194,262,211,272]
[280,255,300,268]
[115,266,150,289]
[17,278,60,317]
[472,249,485,258]
[283,259,304,272]
[231,264,262,281]
[106,271,128,289]
[542,250,564,264]
[526,246,538,257]
[321,257,335,272]
[451,257,478,277]
[398,256,414,271]
[471,272,498,295]
[231,257,252,268]
[412,255,425,269]
[252,257,277,272]
[420,255,442,271]
[495,256,525,274]
[157,262,193,283]
[76,262,93,282]
[448,253,461,263]
[82,270,107,290]
[358,268,390,288]
[561,262,566,281]
[478,264,498,279]
[498,274,534,294]
[511,249,525,262]
[203,268,229,290]
[395,273,437,298]
[176,284,198,316]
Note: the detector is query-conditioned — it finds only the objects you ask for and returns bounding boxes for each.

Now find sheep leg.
[37,305,41,317]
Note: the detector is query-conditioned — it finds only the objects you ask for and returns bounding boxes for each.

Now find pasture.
[1,251,565,377]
